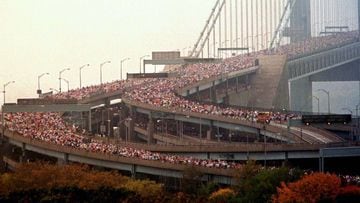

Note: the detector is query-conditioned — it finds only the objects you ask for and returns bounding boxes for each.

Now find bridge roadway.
[123,98,342,144]
[3,129,234,185]
[4,127,360,182]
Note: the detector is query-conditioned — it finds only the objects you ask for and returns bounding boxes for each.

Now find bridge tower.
[289,0,311,43]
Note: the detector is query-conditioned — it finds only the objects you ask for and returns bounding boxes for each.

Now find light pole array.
[100,61,111,84]
[59,68,70,93]
[120,58,130,80]
[317,89,331,114]
[139,55,149,74]
[79,64,90,89]
[37,72,49,96]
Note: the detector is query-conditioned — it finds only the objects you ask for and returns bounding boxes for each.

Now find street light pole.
[59,68,70,93]
[317,89,330,114]
[120,58,130,80]
[2,81,15,142]
[100,61,111,84]
[139,55,149,74]
[3,81,15,105]
[37,72,49,96]
[312,95,320,114]
[79,64,90,89]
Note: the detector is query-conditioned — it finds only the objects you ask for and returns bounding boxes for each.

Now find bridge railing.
[287,42,360,80]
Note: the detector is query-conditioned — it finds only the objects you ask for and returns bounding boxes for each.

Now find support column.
[131,164,137,178]
[236,77,239,92]
[196,86,200,100]
[125,118,134,142]
[289,76,313,112]
[19,143,26,163]
[88,110,92,133]
[207,121,214,140]
[147,116,155,144]
[211,81,217,103]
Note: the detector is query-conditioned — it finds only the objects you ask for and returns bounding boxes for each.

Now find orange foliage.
[272,172,341,203]
[208,188,235,203]
[0,162,162,199]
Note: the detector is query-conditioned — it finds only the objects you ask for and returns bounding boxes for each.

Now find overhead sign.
[152,51,180,60]
[302,114,352,124]
[17,98,78,105]
[127,73,169,79]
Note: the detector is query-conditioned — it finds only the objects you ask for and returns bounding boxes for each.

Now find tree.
[272,172,341,203]
[208,188,236,203]
[234,162,294,203]
[0,162,163,202]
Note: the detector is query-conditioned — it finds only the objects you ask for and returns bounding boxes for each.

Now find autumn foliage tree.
[0,162,163,202]
[208,188,236,203]
[272,172,341,203]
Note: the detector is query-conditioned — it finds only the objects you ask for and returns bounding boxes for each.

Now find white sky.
[0,0,215,103]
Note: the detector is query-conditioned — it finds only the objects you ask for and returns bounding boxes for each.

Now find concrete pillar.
[118,109,126,140]
[211,81,217,102]
[125,118,134,142]
[236,77,239,92]
[147,118,155,144]
[131,164,136,178]
[196,86,200,100]
[207,121,214,140]
[206,129,213,140]
[289,76,313,112]
[19,143,26,163]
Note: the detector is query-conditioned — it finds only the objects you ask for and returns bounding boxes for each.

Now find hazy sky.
[0,0,214,103]
[1,0,359,114]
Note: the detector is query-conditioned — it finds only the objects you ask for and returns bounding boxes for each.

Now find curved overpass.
[3,129,234,185]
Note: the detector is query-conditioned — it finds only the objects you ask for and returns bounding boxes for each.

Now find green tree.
[233,161,297,203]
